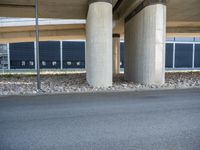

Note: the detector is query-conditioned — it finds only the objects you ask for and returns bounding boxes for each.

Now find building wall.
[165,37,200,69]
[1,37,200,71]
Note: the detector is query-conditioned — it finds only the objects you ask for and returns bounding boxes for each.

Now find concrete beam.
[0,29,85,43]
[0,24,85,33]
[167,27,200,34]
[166,21,200,37]
[0,24,85,43]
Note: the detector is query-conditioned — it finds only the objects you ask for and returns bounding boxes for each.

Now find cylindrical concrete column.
[86,0,112,87]
[124,1,166,85]
[113,34,120,74]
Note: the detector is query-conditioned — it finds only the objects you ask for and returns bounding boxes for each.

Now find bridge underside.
[0,0,199,39]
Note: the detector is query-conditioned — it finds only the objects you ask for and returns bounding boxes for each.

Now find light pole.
[35,0,41,90]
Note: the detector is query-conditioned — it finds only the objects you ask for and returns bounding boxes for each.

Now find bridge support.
[86,0,112,87]
[124,1,166,85]
[113,34,120,74]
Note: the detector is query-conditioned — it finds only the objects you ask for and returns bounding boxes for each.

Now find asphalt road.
[0,89,200,150]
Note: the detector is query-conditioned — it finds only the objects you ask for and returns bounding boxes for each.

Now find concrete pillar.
[124,0,166,85]
[86,0,112,87]
[113,34,120,74]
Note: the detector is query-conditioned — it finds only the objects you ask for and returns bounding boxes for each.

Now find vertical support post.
[173,42,176,69]
[7,43,10,70]
[2,44,5,74]
[192,43,195,69]
[60,41,63,70]
[34,41,37,70]
[35,0,41,90]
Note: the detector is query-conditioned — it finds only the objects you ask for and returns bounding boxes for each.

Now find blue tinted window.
[195,44,200,67]
[165,43,173,68]
[120,42,124,68]
[39,41,60,69]
[10,42,34,69]
[175,44,193,68]
[63,41,85,68]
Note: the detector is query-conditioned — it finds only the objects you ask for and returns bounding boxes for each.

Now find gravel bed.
[0,72,200,95]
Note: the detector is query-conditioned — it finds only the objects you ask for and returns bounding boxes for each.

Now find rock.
[0,72,200,95]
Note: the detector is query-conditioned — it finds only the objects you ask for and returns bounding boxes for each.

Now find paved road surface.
[0,89,200,150]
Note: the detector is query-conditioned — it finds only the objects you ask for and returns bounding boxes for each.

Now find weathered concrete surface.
[0,0,89,19]
[0,24,85,43]
[0,89,200,150]
[113,0,200,36]
[86,2,112,87]
[167,22,200,37]
[0,0,118,19]
[124,4,166,85]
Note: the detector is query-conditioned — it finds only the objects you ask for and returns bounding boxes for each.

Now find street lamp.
[35,0,41,90]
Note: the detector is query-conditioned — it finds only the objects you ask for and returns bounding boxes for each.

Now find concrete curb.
[0,87,199,99]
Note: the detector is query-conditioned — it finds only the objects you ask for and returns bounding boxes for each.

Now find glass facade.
[165,43,173,68]
[1,37,200,71]
[0,44,8,70]
[39,41,60,69]
[120,43,124,68]
[175,44,193,68]
[10,42,35,69]
[63,41,85,69]
[195,44,200,68]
